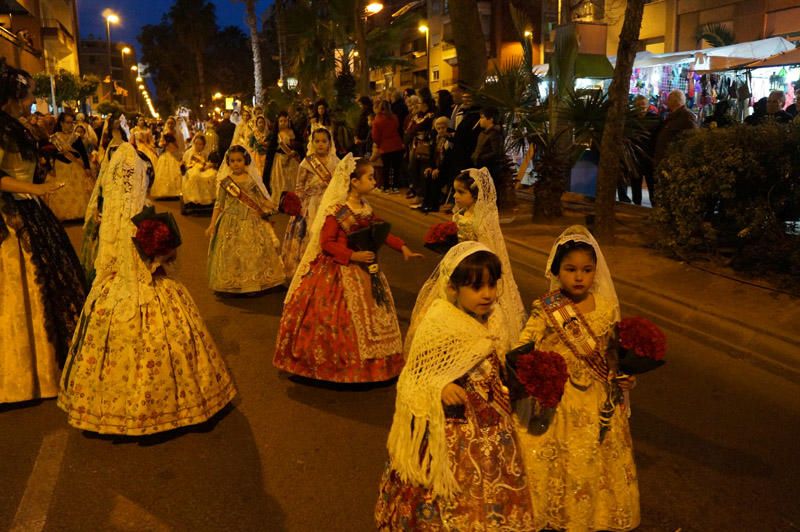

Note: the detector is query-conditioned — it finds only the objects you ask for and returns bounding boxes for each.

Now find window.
[433,70,440,81]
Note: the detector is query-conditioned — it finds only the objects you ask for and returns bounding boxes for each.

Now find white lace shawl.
[215,143,271,203]
[405,167,527,354]
[387,241,511,500]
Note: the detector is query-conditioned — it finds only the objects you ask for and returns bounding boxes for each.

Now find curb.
[371,193,800,382]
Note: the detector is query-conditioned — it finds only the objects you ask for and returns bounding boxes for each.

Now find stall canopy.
[532,53,615,79]
[746,46,800,69]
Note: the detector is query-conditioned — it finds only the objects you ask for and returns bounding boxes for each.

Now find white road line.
[10,429,70,532]
[109,494,172,531]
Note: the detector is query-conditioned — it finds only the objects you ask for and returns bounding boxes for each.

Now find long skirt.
[45,160,94,221]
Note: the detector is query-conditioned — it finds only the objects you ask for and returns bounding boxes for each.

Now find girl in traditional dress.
[273,155,422,383]
[181,134,217,214]
[44,110,94,221]
[376,242,535,531]
[406,168,527,353]
[150,133,182,199]
[206,145,284,294]
[267,111,300,200]
[306,99,334,154]
[161,116,185,155]
[131,116,158,168]
[281,128,339,278]
[249,115,269,173]
[58,135,237,435]
[515,225,640,531]
[0,63,87,403]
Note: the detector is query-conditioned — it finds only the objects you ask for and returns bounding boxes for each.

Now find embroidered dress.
[150,150,182,198]
[44,132,93,221]
[181,148,216,206]
[58,143,236,435]
[516,292,640,532]
[273,203,405,382]
[281,153,339,278]
[268,129,300,201]
[0,119,87,403]
[207,173,284,293]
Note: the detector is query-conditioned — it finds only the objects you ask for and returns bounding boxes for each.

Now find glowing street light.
[365,2,383,15]
[524,30,533,38]
[139,84,145,90]
[103,11,120,89]
[130,65,138,72]
[212,91,223,100]
[135,76,143,82]
[418,23,430,83]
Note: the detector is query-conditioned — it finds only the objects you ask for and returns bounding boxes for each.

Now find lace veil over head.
[215,143,271,202]
[545,225,620,322]
[284,152,352,300]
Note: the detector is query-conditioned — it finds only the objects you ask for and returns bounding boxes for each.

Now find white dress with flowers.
[514,294,640,532]
[58,143,236,435]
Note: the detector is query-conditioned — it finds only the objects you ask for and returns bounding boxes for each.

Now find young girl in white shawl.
[206,145,285,294]
[181,134,216,213]
[150,133,182,199]
[405,168,527,353]
[376,241,534,530]
[515,225,640,531]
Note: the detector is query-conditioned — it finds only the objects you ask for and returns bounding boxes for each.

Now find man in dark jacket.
[451,87,481,173]
[652,89,698,206]
[471,106,504,179]
[215,110,236,160]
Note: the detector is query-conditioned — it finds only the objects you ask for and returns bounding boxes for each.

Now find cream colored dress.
[151,151,182,198]
[58,143,236,435]
[207,174,285,293]
[515,295,640,532]
[181,148,216,205]
[268,129,299,201]
[44,132,94,221]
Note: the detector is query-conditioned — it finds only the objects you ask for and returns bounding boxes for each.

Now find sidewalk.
[370,191,800,382]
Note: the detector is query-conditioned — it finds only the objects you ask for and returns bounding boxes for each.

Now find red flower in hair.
[515,350,569,409]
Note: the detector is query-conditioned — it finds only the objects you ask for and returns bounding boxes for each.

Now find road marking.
[109,494,172,531]
[10,429,69,532]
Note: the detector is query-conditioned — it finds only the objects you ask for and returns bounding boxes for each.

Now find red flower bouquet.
[615,316,667,375]
[279,191,302,217]
[131,206,182,261]
[505,343,568,409]
[423,221,458,254]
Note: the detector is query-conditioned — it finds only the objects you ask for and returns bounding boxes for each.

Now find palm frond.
[695,23,735,48]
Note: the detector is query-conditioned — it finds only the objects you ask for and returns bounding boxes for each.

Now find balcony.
[0,25,43,73]
[42,18,75,59]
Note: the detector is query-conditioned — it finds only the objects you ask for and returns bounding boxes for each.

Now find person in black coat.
[354,96,372,157]
[215,110,236,160]
[451,88,481,174]
[421,116,456,213]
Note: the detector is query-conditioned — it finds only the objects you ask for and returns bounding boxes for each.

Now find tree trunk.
[195,51,206,108]
[449,0,487,88]
[245,0,264,105]
[594,0,645,242]
[354,0,369,96]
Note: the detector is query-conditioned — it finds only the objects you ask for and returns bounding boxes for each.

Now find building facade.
[78,38,140,113]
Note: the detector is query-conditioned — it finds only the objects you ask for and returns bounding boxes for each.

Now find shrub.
[652,122,800,283]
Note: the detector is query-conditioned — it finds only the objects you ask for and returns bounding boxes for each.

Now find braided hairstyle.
[0,60,38,162]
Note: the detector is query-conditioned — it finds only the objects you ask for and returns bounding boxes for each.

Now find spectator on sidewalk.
[471,106,504,180]
[354,96,373,157]
[406,97,435,204]
[451,85,481,174]
[435,89,454,119]
[631,95,659,206]
[653,89,697,206]
[371,99,405,193]
[390,89,409,138]
[746,91,793,125]
[421,116,456,213]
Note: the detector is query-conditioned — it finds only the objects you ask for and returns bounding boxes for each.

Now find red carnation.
[134,219,175,259]
[514,350,569,409]
[617,317,666,361]
[279,191,302,217]
[423,221,458,254]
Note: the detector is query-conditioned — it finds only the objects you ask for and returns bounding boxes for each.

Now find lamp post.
[419,23,430,87]
[103,11,119,102]
[523,29,533,67]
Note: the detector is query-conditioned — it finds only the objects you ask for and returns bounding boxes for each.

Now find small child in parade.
[281,128,339,278]
[273,155,422,383]
[150,133,182,199]
[206,145,285,294]
[376,242,535,531]
[181,134,216,214]
[514,225,640,531]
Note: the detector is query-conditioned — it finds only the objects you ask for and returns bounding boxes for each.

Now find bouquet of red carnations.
[615,316,667,375]
[505,343,568,409]
[423,221,458,254]
[278,191,302,217]
[131,205,182,261]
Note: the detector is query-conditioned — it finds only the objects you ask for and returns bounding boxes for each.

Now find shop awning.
[575,54,614,79]
[746,46,800,69]
[691,55,755,72]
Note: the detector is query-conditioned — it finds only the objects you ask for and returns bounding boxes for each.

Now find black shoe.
[405,191,416,199]
[619,195,632,203]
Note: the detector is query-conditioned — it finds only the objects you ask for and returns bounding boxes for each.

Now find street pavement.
[1,196,799,532]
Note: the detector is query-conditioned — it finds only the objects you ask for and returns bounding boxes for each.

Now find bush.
[652,123,800,283]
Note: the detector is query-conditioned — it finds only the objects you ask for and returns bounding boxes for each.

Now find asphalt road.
[1,196,799,532]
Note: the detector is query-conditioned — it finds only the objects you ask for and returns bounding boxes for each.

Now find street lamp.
[136,76,143,82]
[103,11,120,88]
[130,65,138,72]
[523,29,534,66]
[365,2,383,14]
[213,92,223,100]
[419,23,430,86]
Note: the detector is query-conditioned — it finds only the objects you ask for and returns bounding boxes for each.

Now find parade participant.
[44,110,94,221]
[268,111,301,201]
[131,116,158,167]
[180,134,217,214]
[306,99,334,154]
[515,225,640,531]
[161,116,185,155]
[206,145,284,294]
[273,155,422,382]
[281,128,339,278]
[58,137,237,435]
[150,133,182,199]
[407,168,527,351]
[0,62,87,403]
[376,242,535,530]
[249,114,269,173]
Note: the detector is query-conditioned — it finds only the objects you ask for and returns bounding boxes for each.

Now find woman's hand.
[615,374,637,391]
[401,245,423,261]
[204,225,215,238]
[351,251,375,263]
[33,181,64,196]
[441,383,468,406]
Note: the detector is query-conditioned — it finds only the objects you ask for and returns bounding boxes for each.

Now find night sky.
[78,0,274,57]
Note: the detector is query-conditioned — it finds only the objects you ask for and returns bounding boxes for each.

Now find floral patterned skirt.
[375,389,535,531]
[280,214,307,279]
[58,274,237,435]
[273,256,405,382]
[45,161,94,221]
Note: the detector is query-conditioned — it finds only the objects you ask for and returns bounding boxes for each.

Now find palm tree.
[449,0,487,88]
[696,23,735,48]
[236,0,264,105]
